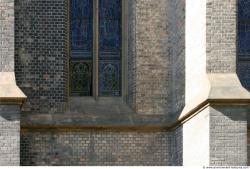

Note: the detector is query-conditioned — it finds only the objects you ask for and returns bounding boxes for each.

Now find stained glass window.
[71,0,93,96]
[238,0,250,59]
[99,0,122,96]
[70,0,122,97]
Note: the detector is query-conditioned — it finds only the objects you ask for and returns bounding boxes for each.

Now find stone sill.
[21,73,250,130]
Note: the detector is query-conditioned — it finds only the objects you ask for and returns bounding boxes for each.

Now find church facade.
[0,0,250,166]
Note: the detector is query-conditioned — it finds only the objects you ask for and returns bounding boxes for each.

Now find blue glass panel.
[99,0,122,96]
[99,61,121,96]
[71,0,93,59]
[238,0,250,58]
[99,0,121,52]
[239,0,250,20]
[71,0,93,96]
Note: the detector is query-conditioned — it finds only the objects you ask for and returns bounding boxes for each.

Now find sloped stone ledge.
[0,72,26,105]
[179,73,250,121]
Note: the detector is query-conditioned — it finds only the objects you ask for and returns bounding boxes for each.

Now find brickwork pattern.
[210,106,247,166]
[0,0,14,72]
[170,126,183,166]
[168,0,185,163]
[169,0,185,117]
[15,0,68,113]
[0,105,20,166]
[21,130,171,166]
[248,130,250,165]
[135,0,171,115]
[206,0,237,73]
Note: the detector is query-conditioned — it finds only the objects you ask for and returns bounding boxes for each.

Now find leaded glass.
[70,61,92,96]
[99,0,122,96]
[71,0,93,57]
[238,0,250,59]
[71,0,93,96]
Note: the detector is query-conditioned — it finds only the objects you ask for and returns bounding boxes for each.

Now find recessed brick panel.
[135,0,171,115]
[15,0,68,113]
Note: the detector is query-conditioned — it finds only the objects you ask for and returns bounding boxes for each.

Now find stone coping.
[179,73,250,120]
[21,99,249,131]
[0,72,26,105]
[21,112,172,129]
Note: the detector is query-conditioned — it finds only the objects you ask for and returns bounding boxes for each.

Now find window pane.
[71,0,93,96]
[238,0,250,58]
[99,0,122,96]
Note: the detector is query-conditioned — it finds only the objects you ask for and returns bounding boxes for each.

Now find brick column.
[209,106,247,165]
[206,0,248,165]
[0,0,26,166]
[182,0,250,166]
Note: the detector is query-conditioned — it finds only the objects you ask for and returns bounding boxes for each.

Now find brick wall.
[14,0,172,117]
[0,0,20,165]
[21,130,171,166]
[210,106,247,166]
[135,0,171,115]
[206,0,237,73]
[168,0,185,117]
[0,105,20,166]
[248,130,250,165]
[15,0,68,113]
[0,0,14,72]
[170,126,183,166]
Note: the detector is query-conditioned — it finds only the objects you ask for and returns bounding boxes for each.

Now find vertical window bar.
[93,0,99,99]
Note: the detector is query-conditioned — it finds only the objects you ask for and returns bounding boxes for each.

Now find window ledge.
[21,97,172,127]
